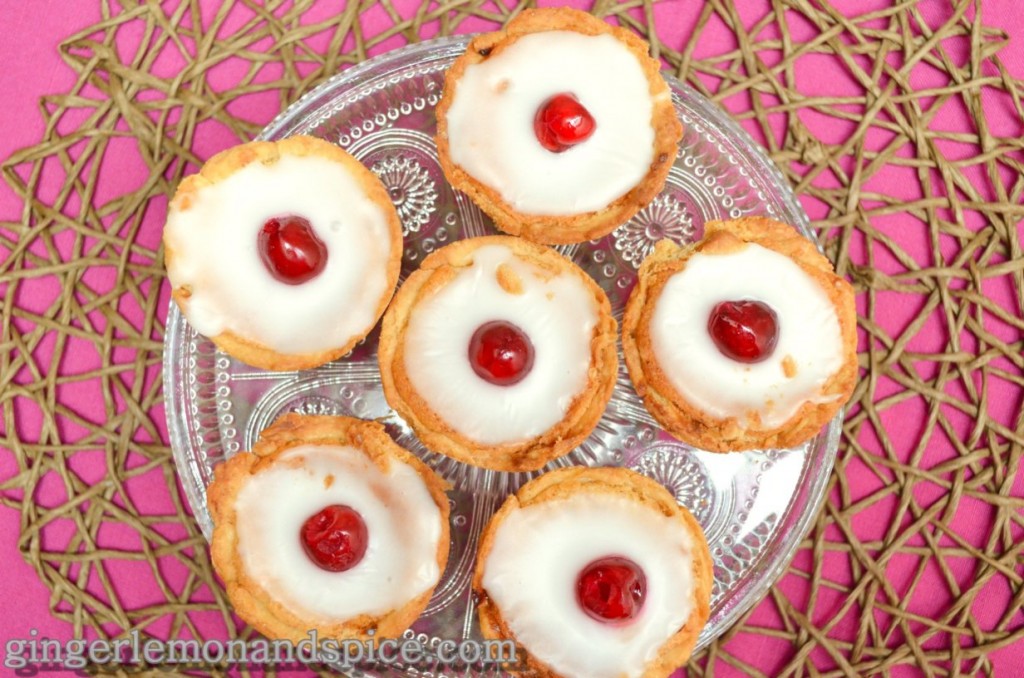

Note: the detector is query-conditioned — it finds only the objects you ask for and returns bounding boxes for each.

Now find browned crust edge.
[207,413,451,642]
[378,235,618,472]
[621,217,859,452]
[472,466,714,678]
[164,135,403,371]
[435,7,682,245]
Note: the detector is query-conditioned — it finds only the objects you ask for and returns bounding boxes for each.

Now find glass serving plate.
[164,36,838,675]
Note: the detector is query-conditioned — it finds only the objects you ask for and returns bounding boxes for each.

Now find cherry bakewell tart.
[164,135,402,371]
[474,467,713,678]
[435,7,682,245]
[378,235,618,472]
[207,414,450,642]
[622,217,858,452]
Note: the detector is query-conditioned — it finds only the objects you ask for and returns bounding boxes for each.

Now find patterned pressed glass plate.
[164,36,839,675]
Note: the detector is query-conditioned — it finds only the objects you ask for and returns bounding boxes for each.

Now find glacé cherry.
[258,215,328,284]
[534,94,596,153]
[576,556,647,623]
[468,321,535,386]
[707,300,779,363]
[300,504,368,573]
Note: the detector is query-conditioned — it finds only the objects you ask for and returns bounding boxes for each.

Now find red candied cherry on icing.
[300,505,368,572]
[258,215,328,284]
[534,94,596,153]
[708,300,779,363]
[576,556,647,623]
[468,321,535,386]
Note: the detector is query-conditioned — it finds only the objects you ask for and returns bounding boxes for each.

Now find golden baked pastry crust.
[435,7,682,245]
[622,217,858,452]
[378,235,618,472]
[473,466,713,678]
[164,135,403,371]
[207,413,450,643]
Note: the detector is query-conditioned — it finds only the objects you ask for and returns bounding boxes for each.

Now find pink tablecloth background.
[1,0,1022,675]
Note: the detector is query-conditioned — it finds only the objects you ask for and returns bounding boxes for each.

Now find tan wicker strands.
[1,1,1022,676]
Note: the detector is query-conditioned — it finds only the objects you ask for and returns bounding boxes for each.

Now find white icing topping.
[403,244,598,446]
[650,243,844,429]
[233,444,443,621]
[445,31,656,215]
[482,493,696,678]
[165,154,394,354]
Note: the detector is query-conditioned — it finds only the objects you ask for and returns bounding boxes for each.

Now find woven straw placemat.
[1,1,1022,676]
